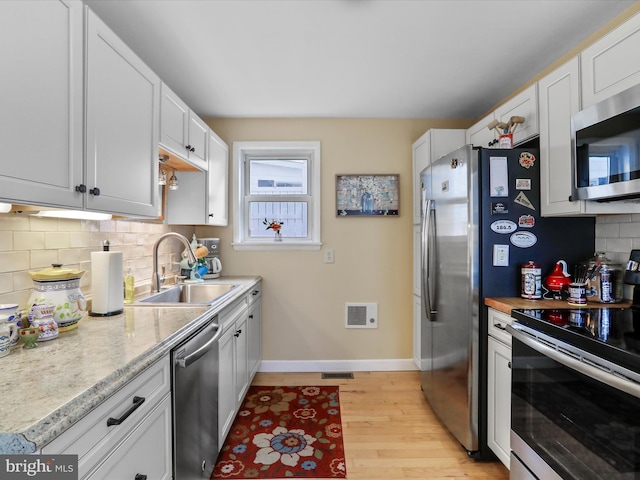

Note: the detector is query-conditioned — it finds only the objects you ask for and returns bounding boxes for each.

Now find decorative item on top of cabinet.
[160,82,208,171]
[538,57,640,216]
[0,0,84,209]
[466,112,497,149]
[495,84,538,146]
[581,11,640,109]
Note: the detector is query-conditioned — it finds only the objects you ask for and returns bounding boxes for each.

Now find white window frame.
[232,141,321,251]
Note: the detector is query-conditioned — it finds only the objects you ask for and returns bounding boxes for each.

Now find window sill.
[231,241,322,251]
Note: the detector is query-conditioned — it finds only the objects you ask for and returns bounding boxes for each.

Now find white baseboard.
[258,358,418,373]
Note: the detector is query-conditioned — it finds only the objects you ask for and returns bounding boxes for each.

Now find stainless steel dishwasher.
[172,315,224,479]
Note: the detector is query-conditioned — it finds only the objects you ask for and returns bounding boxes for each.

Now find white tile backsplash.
[0,214,194,309]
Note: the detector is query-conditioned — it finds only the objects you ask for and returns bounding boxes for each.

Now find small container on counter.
[582,252,624,303]
[521,261,542,299]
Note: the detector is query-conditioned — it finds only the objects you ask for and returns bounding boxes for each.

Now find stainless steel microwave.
[572,82,640,201]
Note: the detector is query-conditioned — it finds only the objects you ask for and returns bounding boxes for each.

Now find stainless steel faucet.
[152,232,197,293]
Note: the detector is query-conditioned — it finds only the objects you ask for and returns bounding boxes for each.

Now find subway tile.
[29,216,59,232]
[99,220,116,233]
[30,250,59,269]
[0,231,13,251]
[13,232,45,251]
[595,238,607,252]
[69,232,93,248]
[595,223,620,238]
[0,291,30,310]
[45,232,70,250]
[0,216,29,231]
[116,220,131,233]
[605,237,633,255]
[58,248,82,266]
[13,271,34,291]
[0,252,30,272]
[57,218,85,232]
[620,222,640,238]
[0,273,13,294]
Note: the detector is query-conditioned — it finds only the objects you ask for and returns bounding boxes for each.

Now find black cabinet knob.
[208,213,214,217]
[135,475,147,480]
[190,146,195,153]
[75,184,87,193]
[249,314,254,319]
[89,187,101,196]
[185,144,191,151]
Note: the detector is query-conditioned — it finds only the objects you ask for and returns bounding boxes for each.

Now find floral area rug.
[212,385,347,479]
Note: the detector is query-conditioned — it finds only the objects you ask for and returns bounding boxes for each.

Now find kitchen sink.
[136,283,238,306]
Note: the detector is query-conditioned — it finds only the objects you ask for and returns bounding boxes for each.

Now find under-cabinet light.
[31,210,112,221]
[0,203,12,213]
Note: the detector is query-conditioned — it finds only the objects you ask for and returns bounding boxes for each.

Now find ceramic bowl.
[19,327,39,349]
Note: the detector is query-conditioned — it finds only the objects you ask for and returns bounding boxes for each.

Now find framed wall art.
[336,174,399,216]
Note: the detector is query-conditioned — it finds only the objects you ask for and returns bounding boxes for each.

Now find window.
[233,141,321,250]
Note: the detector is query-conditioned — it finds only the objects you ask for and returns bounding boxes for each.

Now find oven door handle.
[507,324,640,400]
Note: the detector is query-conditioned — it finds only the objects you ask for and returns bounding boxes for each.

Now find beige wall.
[198,118,469,363]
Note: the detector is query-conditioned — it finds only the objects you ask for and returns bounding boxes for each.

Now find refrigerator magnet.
[491,220,517,234]
[491,202,509,214]
[518,215,535,228]
[514,191,535,210]
[519,152,536,169]
[515,178,531,190]
[510,231,537,248]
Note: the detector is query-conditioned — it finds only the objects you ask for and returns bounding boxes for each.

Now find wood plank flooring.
[252,371,509,480]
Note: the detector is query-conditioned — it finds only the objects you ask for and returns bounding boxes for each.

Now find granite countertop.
[0,275,261,454]
[485,297,632,315]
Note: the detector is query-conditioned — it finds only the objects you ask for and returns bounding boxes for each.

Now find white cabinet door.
[85,8,160,217]
[539,57,640,216]
[86,395,172,480]
[487,336,512,469]
[247,298,262,379]
[412,129,465,224]
[218,324,236,447]
[235,314,249,406]
[207,130,229,226]
[160,83,190,159]
[188,112,209,170]
[160,82,208,171]
[466,112,497,149]
[581,12,640,108]
[0,0,84,208]
[495,84,539,145]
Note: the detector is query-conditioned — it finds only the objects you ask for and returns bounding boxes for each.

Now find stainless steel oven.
[508,308,640,480]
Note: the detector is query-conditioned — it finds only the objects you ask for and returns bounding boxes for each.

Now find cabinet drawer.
[487,308,513,346]
[86,394,172,480]
[219,296,248,326]
[42,357,170,478]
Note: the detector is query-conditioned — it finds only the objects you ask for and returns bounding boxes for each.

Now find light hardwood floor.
[252,371,509,480]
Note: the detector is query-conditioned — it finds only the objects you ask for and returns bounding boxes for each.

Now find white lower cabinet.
[42,357,171,479]
[218,282,262,446]
[486,308,512,469]
[86,395,172,480]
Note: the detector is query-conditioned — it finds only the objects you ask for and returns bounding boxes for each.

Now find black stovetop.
[511,307,640,373]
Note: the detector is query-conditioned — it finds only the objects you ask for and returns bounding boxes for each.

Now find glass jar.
[582,252,624,303]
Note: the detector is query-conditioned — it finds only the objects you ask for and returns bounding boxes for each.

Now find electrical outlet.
[324,248,334,263]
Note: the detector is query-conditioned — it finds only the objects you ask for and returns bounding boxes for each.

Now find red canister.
[521,261,542,299]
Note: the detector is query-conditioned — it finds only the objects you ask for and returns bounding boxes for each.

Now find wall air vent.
[345,303,378,328]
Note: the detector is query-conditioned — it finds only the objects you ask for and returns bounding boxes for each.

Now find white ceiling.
[85,0,636,120]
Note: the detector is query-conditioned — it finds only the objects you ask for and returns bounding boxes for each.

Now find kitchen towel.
[90,251,124,316]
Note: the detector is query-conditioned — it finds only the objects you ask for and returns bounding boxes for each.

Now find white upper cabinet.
[465,113,497,149]
[0,0,84,208]
[160,83,208,171]
[581,12,640,108]
[495,84,539,145]
[207,130,229,226]
[412,129,465,224]
[539,57,640,216]
[85,8,160,217]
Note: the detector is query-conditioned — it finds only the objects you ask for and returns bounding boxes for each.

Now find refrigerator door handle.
[422,198,437,320]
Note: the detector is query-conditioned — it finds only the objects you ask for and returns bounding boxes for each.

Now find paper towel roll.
[90,251,124,316]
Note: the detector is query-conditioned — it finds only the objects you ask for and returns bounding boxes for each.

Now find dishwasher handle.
[176,323,224,369]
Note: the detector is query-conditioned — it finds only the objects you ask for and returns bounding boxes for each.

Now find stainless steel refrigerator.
[419,144,595,458]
